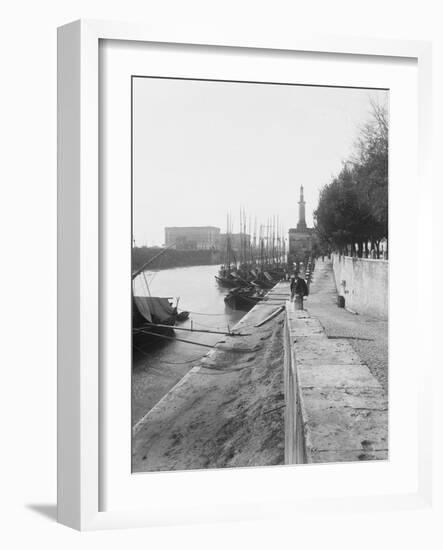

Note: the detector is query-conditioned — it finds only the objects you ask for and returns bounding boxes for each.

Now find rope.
[188,308,286,333]
[146,247,167,285]
[142,270,151,297]
[133,344,177,377]
[159,354,209,365]
[190,319,232,331]
[139,328,262,353]
[135,342,212,368]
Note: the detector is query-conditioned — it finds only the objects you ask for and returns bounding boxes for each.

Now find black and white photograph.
[131,77,389,472]
[2,0,440,540]
[4,0,439,541]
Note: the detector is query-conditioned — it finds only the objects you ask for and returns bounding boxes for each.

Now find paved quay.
[286,305,388,463]
[305,259,388,393]
[132,283,291,472]
[132,261,388,471]
[284,258,388,463]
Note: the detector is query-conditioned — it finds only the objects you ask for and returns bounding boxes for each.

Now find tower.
[296,185,307,231]
[287,184,315,266]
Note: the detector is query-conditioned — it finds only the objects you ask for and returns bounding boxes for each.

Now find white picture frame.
[57,19,433,531]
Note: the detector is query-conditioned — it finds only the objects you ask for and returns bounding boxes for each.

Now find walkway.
[305,259,388,393]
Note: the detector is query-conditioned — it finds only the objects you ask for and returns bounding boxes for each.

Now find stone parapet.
[284,302,388,463]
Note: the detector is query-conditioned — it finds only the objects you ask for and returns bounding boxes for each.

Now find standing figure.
[291,273,309,309]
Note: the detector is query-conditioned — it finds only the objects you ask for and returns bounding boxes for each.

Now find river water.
[132,264,247,425]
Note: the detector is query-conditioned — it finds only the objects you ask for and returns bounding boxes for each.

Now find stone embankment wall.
[332,253,388,319]
[132,246,220,271]
[284,302,388,463]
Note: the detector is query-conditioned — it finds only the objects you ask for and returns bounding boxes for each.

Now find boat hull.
[215,275,239,288]
[224,288,263,311]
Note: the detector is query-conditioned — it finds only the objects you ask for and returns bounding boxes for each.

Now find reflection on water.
[132,264,246,424]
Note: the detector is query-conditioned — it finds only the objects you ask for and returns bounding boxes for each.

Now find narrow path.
[306,259,388,393]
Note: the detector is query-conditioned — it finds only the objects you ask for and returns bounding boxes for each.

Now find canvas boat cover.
[133,296,174,324]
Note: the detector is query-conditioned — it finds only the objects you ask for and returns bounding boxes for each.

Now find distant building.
[164,226,220,250]
[288,185,315,265]
[219,233,250,255]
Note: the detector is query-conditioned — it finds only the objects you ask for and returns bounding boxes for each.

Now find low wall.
[284,302,388,464]
[283,305,306,464]
[332,253,388,319]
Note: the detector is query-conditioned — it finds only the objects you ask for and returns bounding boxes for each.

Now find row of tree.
[314,102,388,257]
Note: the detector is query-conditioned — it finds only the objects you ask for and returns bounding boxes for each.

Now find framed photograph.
[57,20,433,530]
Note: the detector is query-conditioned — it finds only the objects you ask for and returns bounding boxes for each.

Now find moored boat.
[224,286,265,310]
[132,296,178,349]
[132,244,189,350]
[215,274,239,288]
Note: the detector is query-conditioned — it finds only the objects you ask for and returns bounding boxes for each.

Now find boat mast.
[131,242,176,281]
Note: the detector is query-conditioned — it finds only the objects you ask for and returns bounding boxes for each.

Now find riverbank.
[132,283,290,472]
[132,265,245,424]
[132,246,219,271]
[132,263,389,471]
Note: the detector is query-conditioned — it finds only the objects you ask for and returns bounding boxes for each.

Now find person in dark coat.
[290,274,309,302]
[290,276,296,301]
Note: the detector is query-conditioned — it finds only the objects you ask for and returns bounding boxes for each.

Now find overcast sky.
[133,77,388,247]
